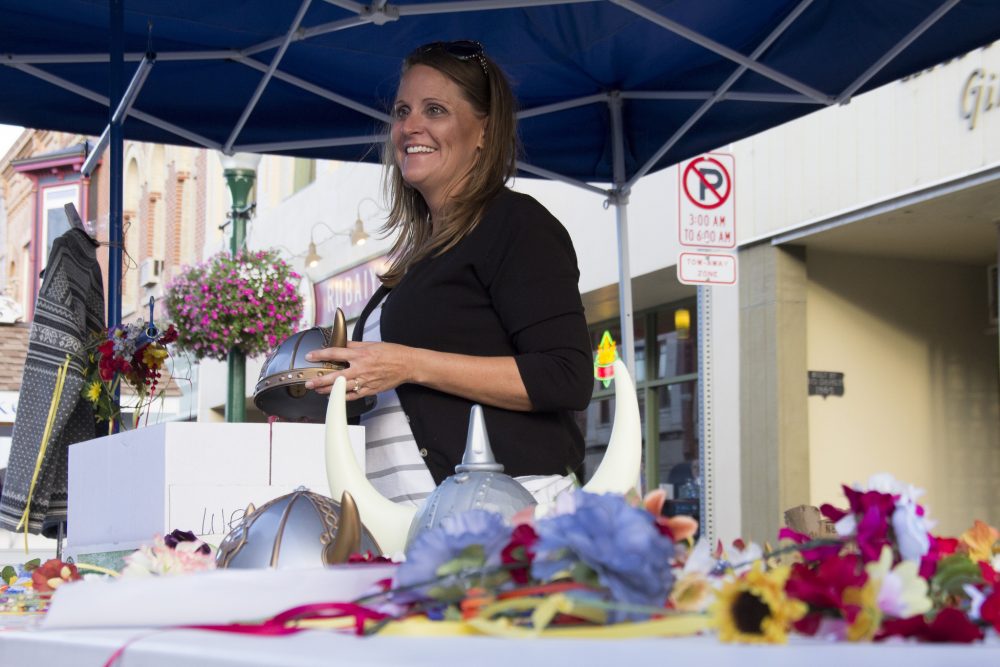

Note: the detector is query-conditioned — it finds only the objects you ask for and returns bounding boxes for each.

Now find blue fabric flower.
[394,510,510,601]
[531,491,674,620]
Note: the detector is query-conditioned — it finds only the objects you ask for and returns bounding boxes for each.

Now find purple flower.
[164,529,211,555]
[531,491,674,620]
[394,510,510,601]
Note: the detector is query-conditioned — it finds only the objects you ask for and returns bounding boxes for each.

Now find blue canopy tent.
[4,0,1000,374]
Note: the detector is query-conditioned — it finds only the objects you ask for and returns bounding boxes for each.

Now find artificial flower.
[31,559,82,593]
[711,563,806,643]
[121,532,216,577]
[979,589,1000,631]
[81,320,177,426]
[920,535,959,579]
[642,488,698,541]
[718,539,764,574]
[959,520,999,563]
[670,572,715,612]
[163,529,211,555]
[892,499,931,562]
[863,474,924,505]
[394,510,510,602]
[865,546,931,618]
[843,580,882,641]
[501,524,539,584]
[532,491,674,620]
[84,380,102,403]
[876,607,983,643]
[785,553,868,634]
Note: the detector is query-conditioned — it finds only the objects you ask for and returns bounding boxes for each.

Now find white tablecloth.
[1,628,999,667]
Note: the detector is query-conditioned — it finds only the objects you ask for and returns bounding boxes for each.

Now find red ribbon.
[102,602,388,667]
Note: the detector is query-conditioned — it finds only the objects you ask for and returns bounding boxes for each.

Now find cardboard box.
[66,422,364,558]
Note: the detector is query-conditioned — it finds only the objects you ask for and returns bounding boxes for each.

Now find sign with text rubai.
[314,255,390,324]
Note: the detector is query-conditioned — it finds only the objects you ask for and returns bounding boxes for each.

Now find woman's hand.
[304,341,414,398]
[303,342,533,411]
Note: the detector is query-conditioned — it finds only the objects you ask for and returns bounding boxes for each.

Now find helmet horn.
[582,359,642,495]
[324,375,416,554]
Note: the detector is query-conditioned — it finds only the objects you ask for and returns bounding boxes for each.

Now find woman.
[305,40,593,505]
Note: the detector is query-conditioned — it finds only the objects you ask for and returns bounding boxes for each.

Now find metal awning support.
[835,0,959,103]
[81,54,155,177]
[625,0,817,190]
[223,0,314,154]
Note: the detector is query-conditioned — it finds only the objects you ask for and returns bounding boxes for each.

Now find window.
[578,299,699,501]
[292,158,316,195]
[40,184,78,267]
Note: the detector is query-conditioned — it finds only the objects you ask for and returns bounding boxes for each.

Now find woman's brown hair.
[379,43,518,287]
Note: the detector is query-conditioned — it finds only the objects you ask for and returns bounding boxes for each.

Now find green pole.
[222,164,257,423]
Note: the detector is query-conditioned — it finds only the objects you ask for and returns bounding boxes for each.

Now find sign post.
[677,153,737,286]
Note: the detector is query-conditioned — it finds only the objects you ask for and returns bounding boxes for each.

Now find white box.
[66,422,364,557]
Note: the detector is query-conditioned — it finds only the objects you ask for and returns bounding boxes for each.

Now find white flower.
[892,500,931,562]
[860,473,925,505]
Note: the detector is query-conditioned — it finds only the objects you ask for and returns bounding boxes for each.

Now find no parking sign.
[678,153,735,248]
[677,152,737,286]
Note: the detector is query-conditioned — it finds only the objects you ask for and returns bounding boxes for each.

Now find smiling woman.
[304,41,592,507]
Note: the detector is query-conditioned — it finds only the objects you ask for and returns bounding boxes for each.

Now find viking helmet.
[406,404,537,546]
[216,488,380,568]
[253,308,374,421]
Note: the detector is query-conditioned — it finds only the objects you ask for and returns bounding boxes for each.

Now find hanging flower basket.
[165,249,302,361]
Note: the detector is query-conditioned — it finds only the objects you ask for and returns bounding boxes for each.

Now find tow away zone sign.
[677,252,737,286]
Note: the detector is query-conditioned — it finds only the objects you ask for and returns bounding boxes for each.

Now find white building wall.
[735,44,1000,244]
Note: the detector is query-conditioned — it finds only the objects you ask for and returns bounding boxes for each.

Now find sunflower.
[710,563,806,643]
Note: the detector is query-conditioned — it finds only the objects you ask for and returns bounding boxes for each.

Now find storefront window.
[578,299,699,517]
[41,184,78,267]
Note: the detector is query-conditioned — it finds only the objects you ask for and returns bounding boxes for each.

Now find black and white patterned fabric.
[0,229,104,537]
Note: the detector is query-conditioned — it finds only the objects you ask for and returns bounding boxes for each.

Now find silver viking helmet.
[216,489,381,568]
[253,308,374,421]
[406,405,536,546]
[323,359,644,555]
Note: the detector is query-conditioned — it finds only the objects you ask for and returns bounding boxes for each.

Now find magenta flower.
[165,249,302,361]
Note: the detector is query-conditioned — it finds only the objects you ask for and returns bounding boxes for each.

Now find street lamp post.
[219,151,262,423]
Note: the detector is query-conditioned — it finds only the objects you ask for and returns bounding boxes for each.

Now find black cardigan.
[353,189,593,483]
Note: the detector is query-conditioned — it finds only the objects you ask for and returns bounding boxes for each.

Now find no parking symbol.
[678,153,735,248]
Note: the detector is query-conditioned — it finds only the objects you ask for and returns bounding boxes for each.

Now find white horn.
[583,359,642,495]
[325,376,416,554]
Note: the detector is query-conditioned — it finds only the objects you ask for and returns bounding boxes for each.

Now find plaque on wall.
[808,371,844,398]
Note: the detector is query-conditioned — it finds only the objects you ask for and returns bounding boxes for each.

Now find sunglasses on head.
[415,40,489,77]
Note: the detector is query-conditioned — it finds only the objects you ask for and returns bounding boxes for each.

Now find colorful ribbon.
[17,354,71,551]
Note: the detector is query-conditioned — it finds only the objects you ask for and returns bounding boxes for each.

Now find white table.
[1,627,999,667]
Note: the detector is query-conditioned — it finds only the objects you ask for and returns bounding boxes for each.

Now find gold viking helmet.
[253,308,374,421]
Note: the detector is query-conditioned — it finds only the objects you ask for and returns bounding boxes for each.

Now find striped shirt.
[360,296,575,507]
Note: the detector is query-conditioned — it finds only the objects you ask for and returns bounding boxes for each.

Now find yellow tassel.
[74,562,120,578]
[17,355,71,552]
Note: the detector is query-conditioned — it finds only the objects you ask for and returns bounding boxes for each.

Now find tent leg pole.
[108,0,125,431]
[108,0,123,331]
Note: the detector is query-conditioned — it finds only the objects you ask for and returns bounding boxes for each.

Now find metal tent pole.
[108,0,124,330]
[608,90,644,491]
[608,91,636,380]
